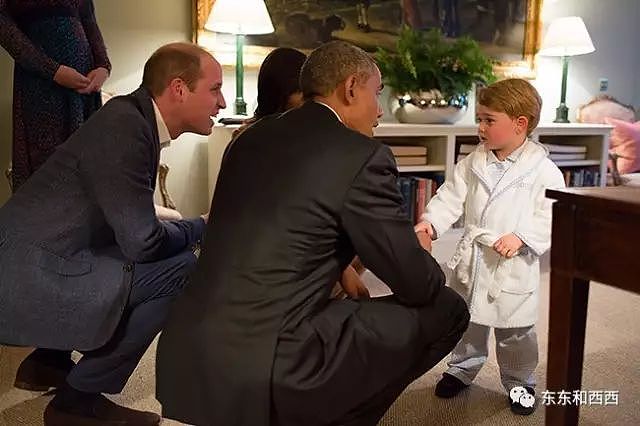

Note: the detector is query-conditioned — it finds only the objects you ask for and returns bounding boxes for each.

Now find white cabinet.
[208,122,612,197]
[373,123,611,185]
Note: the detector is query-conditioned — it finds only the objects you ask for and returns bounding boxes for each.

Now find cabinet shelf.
[397,165,445,173]
[209,122,613,195]
[554,160,601,167]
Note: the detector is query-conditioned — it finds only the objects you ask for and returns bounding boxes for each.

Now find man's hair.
[300,41,377,99]
[477,78,542,135]
[142,42,212,96]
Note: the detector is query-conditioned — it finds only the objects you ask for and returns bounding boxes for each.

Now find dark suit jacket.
[156,102,444,426]
[0,87,205,351]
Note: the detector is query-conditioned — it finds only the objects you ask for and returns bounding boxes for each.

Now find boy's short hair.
[477,78,542,135]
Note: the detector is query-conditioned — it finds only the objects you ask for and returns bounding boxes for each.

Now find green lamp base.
[235,98,247,116]
[553,104,570,123]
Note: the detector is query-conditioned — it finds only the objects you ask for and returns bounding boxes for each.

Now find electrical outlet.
[599,78,609,92]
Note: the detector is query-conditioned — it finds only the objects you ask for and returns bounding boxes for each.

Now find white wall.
[532,0,640,122]
[1,0,639,211]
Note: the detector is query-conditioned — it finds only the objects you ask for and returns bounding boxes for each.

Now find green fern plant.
[376,26,496,97]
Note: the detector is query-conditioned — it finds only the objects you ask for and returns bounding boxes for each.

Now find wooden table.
[545,187,640,425]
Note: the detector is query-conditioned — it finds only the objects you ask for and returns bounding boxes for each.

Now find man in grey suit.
[0,42,226,425]
[157,41,469,426]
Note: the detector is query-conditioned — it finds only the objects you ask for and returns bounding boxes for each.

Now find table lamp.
[538,16,595,123]
[205,0,275,115]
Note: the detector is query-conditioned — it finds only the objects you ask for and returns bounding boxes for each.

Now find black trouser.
[63,249,197,393]
[272,286,470,426]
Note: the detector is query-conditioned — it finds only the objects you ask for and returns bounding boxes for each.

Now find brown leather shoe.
[14,349,75,391]
[44,394,161,425]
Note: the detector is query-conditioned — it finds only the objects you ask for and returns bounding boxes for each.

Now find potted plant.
[376,26,496,124]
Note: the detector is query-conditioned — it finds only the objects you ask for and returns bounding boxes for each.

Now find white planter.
[390,90,468,124]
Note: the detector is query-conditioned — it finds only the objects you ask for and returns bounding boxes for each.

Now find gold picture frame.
[193,0,542,78]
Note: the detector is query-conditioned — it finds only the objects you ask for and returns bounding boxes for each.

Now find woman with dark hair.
[234,47,307,138]
[254,46,307,119]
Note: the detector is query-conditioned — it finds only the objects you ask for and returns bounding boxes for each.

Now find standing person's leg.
[445,322,491,384]
[45,249,196,425]
[451,0,461,37]
[495,325,538,392]
[10,73,32,191]
[492,0,509,45]
[402,0,423,29]
[495,325,538,415]
[434,322,491,398]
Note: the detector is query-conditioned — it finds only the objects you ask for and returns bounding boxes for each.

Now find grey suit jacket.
[0,87,205,351]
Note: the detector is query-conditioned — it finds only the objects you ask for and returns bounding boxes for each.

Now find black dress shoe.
[509,386,536,416]
[435,373,469,398]
[14,349,75,391]
[44,388,161,426]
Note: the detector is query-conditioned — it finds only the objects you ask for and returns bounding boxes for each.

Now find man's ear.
[344,75,358,104]
[168,77,186,101]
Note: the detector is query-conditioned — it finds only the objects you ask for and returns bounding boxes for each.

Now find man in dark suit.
[156,41,469,426]
[0,42,226,425]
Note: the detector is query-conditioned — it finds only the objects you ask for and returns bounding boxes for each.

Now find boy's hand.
[340,265,370,299]
[493,233,524,258]
[414,221,434,238]
[416,230,432,253]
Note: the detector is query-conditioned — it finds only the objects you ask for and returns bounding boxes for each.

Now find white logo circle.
[510,386,527,404]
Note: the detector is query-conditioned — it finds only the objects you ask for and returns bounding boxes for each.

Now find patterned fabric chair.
[577,95,639,186]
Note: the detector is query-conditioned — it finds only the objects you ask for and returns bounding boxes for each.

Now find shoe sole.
[14,380,54,392]
[44,405,127,426]
[435,387,468,399]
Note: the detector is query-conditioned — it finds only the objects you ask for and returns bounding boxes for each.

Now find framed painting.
[193,0,542,77]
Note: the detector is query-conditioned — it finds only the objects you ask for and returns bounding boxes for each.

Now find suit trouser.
[66,249,197,393]
[272,286,470,426]
[446,321,538,393]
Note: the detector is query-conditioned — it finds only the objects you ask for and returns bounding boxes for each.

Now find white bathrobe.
[424,140,565,328]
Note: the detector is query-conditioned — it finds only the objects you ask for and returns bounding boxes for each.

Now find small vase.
[390,90,468,124]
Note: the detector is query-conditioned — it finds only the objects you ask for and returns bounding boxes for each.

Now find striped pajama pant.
[445,322,538,393]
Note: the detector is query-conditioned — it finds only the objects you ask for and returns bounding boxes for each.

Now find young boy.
[415,78,566,415]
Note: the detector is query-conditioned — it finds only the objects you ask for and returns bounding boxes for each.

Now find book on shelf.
[459,143,478,154]
[549,152,587,161]
[395,156,428,166]
[543,143,587,154]
[397,174,445,224]
[561,167,600,187]
[389,145,428,156]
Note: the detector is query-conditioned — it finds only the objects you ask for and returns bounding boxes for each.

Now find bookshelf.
[207,122,612,197]
[373,122,612,185]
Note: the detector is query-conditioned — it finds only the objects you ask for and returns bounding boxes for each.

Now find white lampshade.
[205,0,275,35]
[538,16,595,57]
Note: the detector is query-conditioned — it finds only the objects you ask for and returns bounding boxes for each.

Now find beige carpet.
[2,232,639,425]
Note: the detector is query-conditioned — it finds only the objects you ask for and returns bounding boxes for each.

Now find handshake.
[413,221,434,253]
